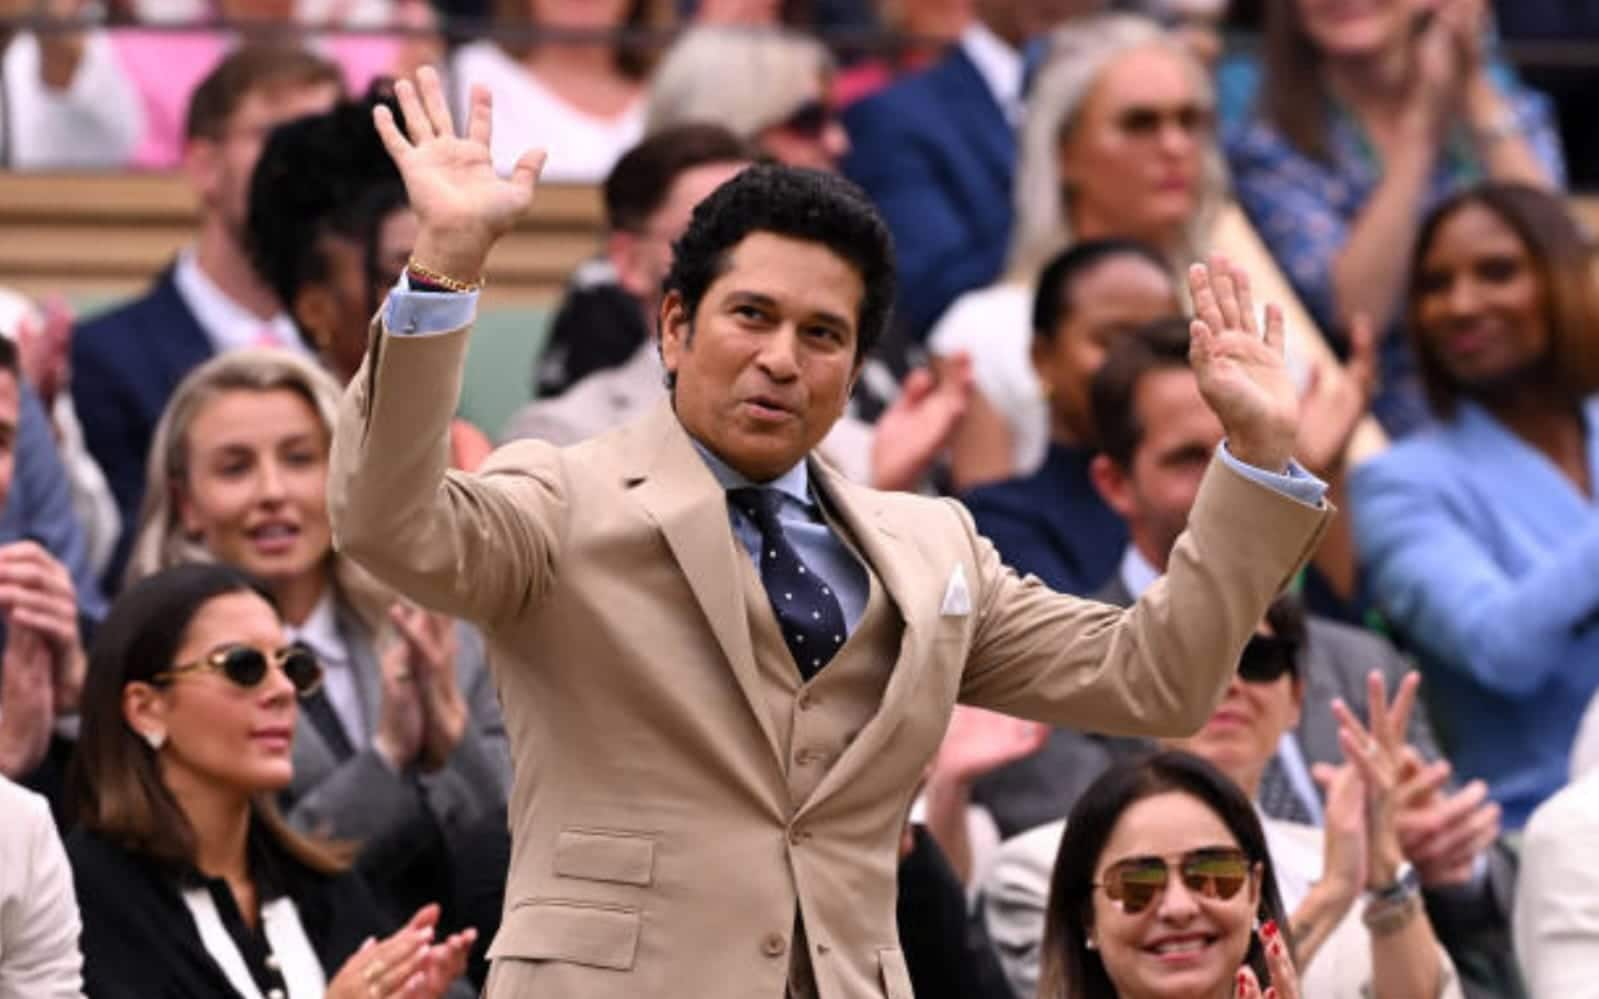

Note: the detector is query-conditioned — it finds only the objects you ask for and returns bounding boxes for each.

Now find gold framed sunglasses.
[154,642,323,697]
[1095,846,1252,915]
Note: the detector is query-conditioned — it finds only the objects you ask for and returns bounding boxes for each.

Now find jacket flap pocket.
[554,828,656,886]
[879,947,914,999]
[486,899,641,970]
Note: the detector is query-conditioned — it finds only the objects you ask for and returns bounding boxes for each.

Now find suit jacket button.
[763,933,788,957]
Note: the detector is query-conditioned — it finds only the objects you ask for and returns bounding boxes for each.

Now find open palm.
[373,67,546,266]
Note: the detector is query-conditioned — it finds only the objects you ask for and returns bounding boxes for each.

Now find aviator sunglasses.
[1095,846,1252,915]
[1238,634,1297,685]
[154,642,324,697]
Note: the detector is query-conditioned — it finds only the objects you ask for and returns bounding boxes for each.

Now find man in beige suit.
[330,69,1332,998]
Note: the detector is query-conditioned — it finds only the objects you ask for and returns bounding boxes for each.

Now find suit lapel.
[146,266,218,386]
[940,49,1016,193]
[625,402,784,768]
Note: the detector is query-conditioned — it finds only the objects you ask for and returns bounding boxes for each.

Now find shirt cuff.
[1217,442,1328,508]
[384,273,480,337]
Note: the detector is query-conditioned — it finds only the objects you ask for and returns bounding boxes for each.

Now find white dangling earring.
[1085,936,1098,951]
[142,729,166,751]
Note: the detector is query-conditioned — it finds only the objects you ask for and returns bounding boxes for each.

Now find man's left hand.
[0,541,84,711]
[1186,256,1300,473]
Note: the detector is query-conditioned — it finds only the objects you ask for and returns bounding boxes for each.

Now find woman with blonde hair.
[930,12,1380,493]
[644,26,850,172]
[125,348,508,921]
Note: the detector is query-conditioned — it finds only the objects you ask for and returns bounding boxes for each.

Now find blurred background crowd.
[0,0,1597,996]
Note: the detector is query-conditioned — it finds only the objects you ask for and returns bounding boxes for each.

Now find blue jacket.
[1350,395,1599,827]
[70,266,213,591]
[844,47,1015,342]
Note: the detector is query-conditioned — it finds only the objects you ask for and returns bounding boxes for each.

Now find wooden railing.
[0,172,604,307]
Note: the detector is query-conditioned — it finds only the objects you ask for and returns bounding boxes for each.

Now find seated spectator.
[962,240,1175,597]
[125,350,509,920]
[72,45,342,593]
[1027,751,1301,999]
[0,338,90,799]
[451,0,656,182]
[0,0,143,168]
[1227,0,1565,437]
[66,562,474,997]
[245,89,492,469]
[645,27,851,172]
[843,0,1082,342]
[0,773,82,996]
[0,287,120,584]
[1515,770,1599,996]
[525,124,752,400]
[988,676,1461,998]
[929,13,1368,488]
[1350,183,1599,829]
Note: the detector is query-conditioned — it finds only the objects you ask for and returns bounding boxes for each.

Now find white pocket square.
[940,564,972,617]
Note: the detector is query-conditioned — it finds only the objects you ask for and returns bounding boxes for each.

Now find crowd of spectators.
[0,0,1597,996]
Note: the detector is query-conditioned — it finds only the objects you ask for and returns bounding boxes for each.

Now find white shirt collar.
[284,589,346,670]
[692,438,813,511]
[1118,544,1162,600]
[172,248,305,356]
[960,21,1025,124]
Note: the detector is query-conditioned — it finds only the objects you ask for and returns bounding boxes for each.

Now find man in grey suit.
[973,317,1521,999]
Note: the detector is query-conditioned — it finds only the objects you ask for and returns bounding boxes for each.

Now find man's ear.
[607,231,650,301]
[1089,453,1137,520]
[182,138,223,207]
[659,289,690,375]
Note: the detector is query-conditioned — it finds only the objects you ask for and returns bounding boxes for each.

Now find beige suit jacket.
[328,319,1330,998]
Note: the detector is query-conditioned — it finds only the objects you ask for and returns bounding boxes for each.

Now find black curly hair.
[661,164,896,372]
[245,85,408,337]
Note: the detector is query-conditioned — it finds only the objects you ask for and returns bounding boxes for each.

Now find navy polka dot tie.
[729,487,847,681]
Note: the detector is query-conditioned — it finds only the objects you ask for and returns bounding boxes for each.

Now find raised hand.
[373,66,547,285]
[932,705,1049,784]
[1295,313,1377,481]
[1393,746,1500,888]
[390,604,466,772]
[326,903,469,999]
[0,541,86,711]
[1311,760,1368,906]
[373,609,427,772]
[869,354,974,492]
[0,619,55,779]
[1187,257,1300,473]
[1332,670,1422,890]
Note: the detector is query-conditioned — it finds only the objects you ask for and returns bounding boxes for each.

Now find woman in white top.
[452,0,661,182]
[0,774,81,999]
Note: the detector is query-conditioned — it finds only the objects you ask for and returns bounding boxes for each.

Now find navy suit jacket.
[71,266,213,590]
[844,46,1015,341]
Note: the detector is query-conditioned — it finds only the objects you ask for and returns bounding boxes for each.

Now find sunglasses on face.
[1095,846,1252,915]
[774,99,837,139]
[154,643,323,697]
[1238,634,1297,685]
[1115,103,1213,138]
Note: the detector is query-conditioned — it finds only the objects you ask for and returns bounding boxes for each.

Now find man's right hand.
[373,66,547,288]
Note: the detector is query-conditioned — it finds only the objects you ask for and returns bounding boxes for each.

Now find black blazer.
[67,823,386,998]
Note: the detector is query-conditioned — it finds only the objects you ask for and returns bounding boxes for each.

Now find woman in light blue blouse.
[1226,0,1564,437]
[1350,183,1599,829]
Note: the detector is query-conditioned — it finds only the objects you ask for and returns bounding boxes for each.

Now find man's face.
[660,232,863,482]
[1103,366,1222,569]
[614,160,749,313]
[189,81,342,240]
[0,369,17,510]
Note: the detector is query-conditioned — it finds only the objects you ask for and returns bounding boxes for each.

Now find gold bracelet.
[406,257,484,293]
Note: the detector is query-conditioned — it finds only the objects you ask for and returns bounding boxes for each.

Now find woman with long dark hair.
[1039,751,1299,998]
[66,563,474,997]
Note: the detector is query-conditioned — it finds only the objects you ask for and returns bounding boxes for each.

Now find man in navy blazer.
[70,47,341,591]
[842,0,1096,341]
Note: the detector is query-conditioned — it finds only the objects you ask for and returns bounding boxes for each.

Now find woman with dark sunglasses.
[1038,751,1300,998]
[64,563,475,998]
[986,613,1461,998]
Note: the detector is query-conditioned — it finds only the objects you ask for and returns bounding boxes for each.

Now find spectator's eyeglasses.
[1095,846,1252,915]
[1116,102,1213,138]
[1238,635,1297,685]
[154,643,323,697]
[774,99,836,139]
